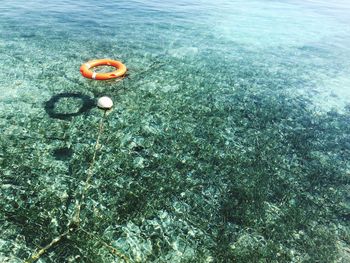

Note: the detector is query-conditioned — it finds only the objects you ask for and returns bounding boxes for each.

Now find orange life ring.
[80,59,127,80]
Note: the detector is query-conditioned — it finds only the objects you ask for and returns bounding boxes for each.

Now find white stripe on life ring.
[92,72,97,79]
[85,63,91,68]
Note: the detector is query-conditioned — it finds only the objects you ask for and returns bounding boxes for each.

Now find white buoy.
[97,96,113,110]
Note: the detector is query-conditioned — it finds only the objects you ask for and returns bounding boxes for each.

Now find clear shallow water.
[0,0,350,262]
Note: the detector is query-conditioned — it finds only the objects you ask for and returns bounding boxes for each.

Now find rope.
[71,111,106,226]
[25,111,130,263]
[25,229,70,263]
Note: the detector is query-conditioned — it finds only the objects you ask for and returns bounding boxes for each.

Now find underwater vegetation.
[1,0,350,258]
[0,46,349,263]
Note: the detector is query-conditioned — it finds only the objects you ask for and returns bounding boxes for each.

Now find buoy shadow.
[45,92,95,120]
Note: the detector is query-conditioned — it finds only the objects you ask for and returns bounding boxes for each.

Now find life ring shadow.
[45,92,95,120]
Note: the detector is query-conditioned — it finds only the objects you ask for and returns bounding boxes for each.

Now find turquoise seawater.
[1,0,350,262]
